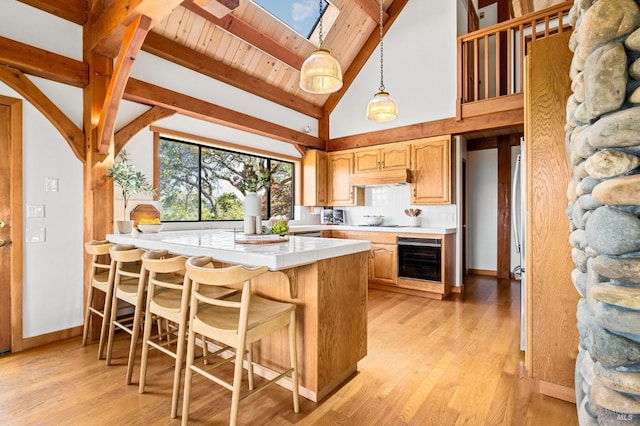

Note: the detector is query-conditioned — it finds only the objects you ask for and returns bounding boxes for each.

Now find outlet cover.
[26,204,45,218]
[46,177,59,192]
[26,227,46,243]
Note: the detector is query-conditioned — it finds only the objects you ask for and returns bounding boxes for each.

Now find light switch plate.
[26,204,45,218]
[26,227,46,243]
[46,177,59,192]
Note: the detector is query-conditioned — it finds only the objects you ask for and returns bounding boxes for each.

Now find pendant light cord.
[318,0,324,48]
[378,0,385,92]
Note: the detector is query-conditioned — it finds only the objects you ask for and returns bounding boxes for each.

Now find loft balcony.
[456,1,573,129]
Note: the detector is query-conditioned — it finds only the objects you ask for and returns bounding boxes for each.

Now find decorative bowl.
[137,223,164,233]
[364,215,384,226]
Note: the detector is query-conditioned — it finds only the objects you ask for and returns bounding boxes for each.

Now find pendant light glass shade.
[367,0,398,122]
[366,91,398,122]
[299,49,343,94]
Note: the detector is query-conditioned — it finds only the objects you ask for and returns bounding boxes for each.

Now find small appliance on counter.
[321,208,345,225]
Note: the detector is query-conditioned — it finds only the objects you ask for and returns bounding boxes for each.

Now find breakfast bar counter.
[107,230,370,402]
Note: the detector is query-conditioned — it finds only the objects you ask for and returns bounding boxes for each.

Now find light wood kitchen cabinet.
[410,136,452,204]
[302,149,327,206]
[353,144,410,174]
[369,243,397,285]
[327,152,364,206]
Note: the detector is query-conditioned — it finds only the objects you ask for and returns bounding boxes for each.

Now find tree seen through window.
[159,137,294,221]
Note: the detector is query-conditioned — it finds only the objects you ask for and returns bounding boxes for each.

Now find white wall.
[467,149,497,271]
[330,1,458,137]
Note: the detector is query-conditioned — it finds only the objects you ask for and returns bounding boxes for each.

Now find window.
[159,137,294,222]
[252,0,339,41]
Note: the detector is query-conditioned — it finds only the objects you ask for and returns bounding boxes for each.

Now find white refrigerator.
[512,141,526,351]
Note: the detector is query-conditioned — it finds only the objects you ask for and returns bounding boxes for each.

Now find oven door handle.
[397,242,441,248]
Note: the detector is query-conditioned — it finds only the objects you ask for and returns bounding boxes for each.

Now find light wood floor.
[0,275,577,425]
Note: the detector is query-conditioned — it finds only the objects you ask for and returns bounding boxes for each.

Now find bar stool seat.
[181,257,299,426]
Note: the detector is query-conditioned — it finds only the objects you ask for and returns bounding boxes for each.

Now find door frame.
[1,95,23,353]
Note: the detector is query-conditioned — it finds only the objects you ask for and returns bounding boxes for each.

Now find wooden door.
[302,149,327,206]
[525,32,577,396]
[0,98,22,354]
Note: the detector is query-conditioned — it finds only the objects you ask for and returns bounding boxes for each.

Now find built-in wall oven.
[397,237,442,282]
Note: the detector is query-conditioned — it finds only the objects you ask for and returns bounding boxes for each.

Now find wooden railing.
[456,1,573,120]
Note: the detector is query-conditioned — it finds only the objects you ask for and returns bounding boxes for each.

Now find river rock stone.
[571,202,588,230]
[594,300,640,335]
[572,49,586,78]
[586,246,599,258]
[592,255,640,283]
[585,150,640,179]
[582,349,597,386]
[574,248,589,272]
[571,229,588,249]
[595,362,640,396]
[631,58,640,80]
[573,71,586,103]
[630,86,640,104]
[591,377,640,415]
[579,399,599,426]
[584,42,627,119]
[574,102,590,125]
[590,322,640,367]
[627,27,640,51]
[573,268,588,297]
[591,282,640,309]
[576,160,589,179]
[578,176,602,195]
[578,0,640,61]
[585,207,640,255]
[592,174,640,206]
[581,107,640,149]
[578,194,604,210]
[569,178,578,203]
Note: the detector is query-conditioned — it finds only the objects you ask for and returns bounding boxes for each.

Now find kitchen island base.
[246,251,368,402]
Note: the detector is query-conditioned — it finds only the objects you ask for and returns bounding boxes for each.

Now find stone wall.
[567,0,640,424]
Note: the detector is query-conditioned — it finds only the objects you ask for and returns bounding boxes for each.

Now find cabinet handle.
[413,188,417,197]
[377,161,381,170]
[381,161,385,169]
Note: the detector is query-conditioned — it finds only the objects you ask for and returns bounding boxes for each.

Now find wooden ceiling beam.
[89,0,183,58]
[142,32,323,119]
[192,0,239,18]
[324,0,409,115]
[355,0,389,24]
[97,15,152,154]
[124,78,325,150]
[0,36,88,88]
[0,65,85,161]
[114,106,176,156]
[17,0,87,25]
[182,0,305,70]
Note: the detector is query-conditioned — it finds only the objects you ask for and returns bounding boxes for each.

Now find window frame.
[153,130,298,223]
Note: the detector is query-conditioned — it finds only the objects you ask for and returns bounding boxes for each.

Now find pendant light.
[299,0,343,94]
[366,0,398,122]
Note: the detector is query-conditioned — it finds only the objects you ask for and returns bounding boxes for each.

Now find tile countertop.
[107,229,370,271]
[289,225,458,235]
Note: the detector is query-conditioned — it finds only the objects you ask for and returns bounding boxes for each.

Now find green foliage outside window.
[159,138,294,221]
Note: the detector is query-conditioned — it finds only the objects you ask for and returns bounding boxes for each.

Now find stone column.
[567,0,640,424]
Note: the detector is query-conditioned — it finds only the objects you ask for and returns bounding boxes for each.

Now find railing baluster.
[484,34,490,100]
[519,23,524,94]
[496,31,501,97]
[507,29,512,95]
[545,16,550,37]
[474,38,479,102]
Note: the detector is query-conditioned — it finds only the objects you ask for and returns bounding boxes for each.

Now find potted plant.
[108,150,156,233]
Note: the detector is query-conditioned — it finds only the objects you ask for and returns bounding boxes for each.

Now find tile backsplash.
[296,185,457,228]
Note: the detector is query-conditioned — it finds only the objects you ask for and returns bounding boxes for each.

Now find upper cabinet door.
[380,144,410,171]
[302,150,327,206]
[411,136,452,204]
[327,152,364,206]
[353,149,381,174]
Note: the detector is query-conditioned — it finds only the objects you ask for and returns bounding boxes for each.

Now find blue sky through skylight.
[253,0,327,39]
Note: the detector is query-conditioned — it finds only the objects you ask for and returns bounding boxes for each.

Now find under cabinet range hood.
[349,169,411,186]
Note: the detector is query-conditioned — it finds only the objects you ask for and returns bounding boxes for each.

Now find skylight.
[253,0,336,40]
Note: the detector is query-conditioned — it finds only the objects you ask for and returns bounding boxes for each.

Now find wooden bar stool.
[181,257,299,426]
[105,244,146,385]
[82,240,114,360]
[138,250,236,418]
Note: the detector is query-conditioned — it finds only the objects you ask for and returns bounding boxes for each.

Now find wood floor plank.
[0,276,577,425]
